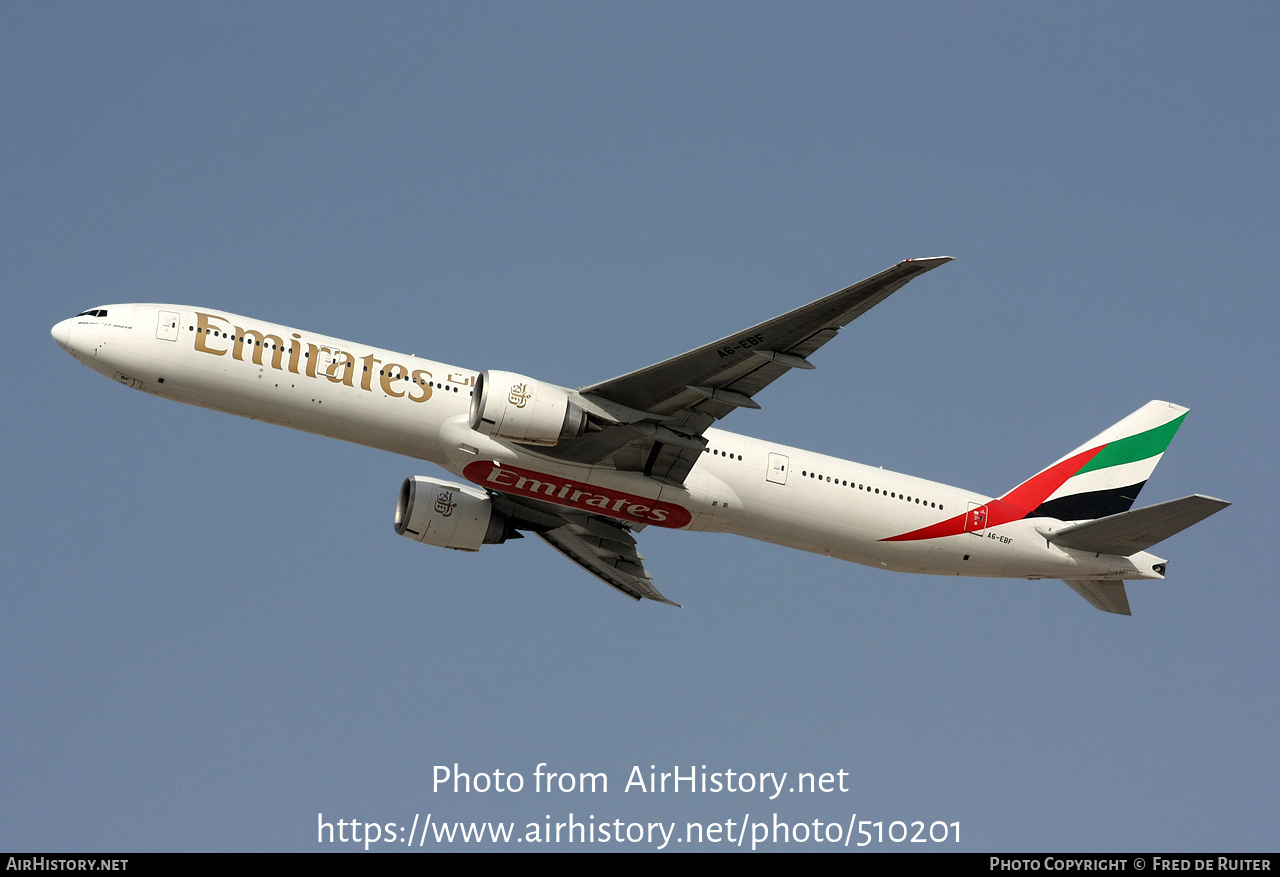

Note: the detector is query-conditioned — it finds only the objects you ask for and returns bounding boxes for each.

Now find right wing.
[542,257,953,486]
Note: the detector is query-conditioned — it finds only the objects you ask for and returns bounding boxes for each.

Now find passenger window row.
[799,468,943,510]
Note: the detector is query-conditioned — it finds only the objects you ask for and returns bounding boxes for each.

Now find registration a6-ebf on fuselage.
[52,258,1228,614]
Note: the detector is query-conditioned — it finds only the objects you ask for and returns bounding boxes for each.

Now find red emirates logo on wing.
[462,461,692,528]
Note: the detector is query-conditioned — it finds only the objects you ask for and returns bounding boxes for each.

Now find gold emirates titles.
[193,311,441,402]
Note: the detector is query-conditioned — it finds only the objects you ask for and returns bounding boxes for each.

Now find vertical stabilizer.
[1010,401,1188,522]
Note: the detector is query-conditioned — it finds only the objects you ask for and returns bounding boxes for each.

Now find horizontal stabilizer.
[1063,580,1132,615]
[1047,494,1230,556]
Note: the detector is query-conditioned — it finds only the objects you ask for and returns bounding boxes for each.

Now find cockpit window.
[74,309,108,318]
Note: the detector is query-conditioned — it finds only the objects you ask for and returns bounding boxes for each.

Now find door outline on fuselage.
[966,501,988,535]
[766,452,789,485]
[156,310,180,342]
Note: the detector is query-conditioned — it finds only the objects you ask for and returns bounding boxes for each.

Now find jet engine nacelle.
[394,476,510,551]
[469,369,588,446]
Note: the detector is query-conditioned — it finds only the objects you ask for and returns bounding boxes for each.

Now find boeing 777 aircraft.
[51,258,1227,614]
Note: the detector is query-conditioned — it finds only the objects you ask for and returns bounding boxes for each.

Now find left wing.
[489,493,680,606]
[543,257,952,485]
[539,518,679,607]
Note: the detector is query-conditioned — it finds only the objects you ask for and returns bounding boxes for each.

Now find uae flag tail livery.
[1017,400,1187,522]
[886,401,1207,543]
[884,400,1226,615]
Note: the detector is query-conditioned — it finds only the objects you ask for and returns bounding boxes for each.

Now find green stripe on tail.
[1077,413,1186,474]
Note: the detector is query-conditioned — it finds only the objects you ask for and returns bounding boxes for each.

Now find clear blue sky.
[4,2,1276,851]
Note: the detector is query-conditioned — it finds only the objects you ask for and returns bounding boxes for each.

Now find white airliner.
[51,258,1228,614]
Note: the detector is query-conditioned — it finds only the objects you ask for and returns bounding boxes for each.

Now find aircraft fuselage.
[52,303,1164,587]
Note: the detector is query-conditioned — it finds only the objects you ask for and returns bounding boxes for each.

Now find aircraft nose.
[51,318,73,351]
